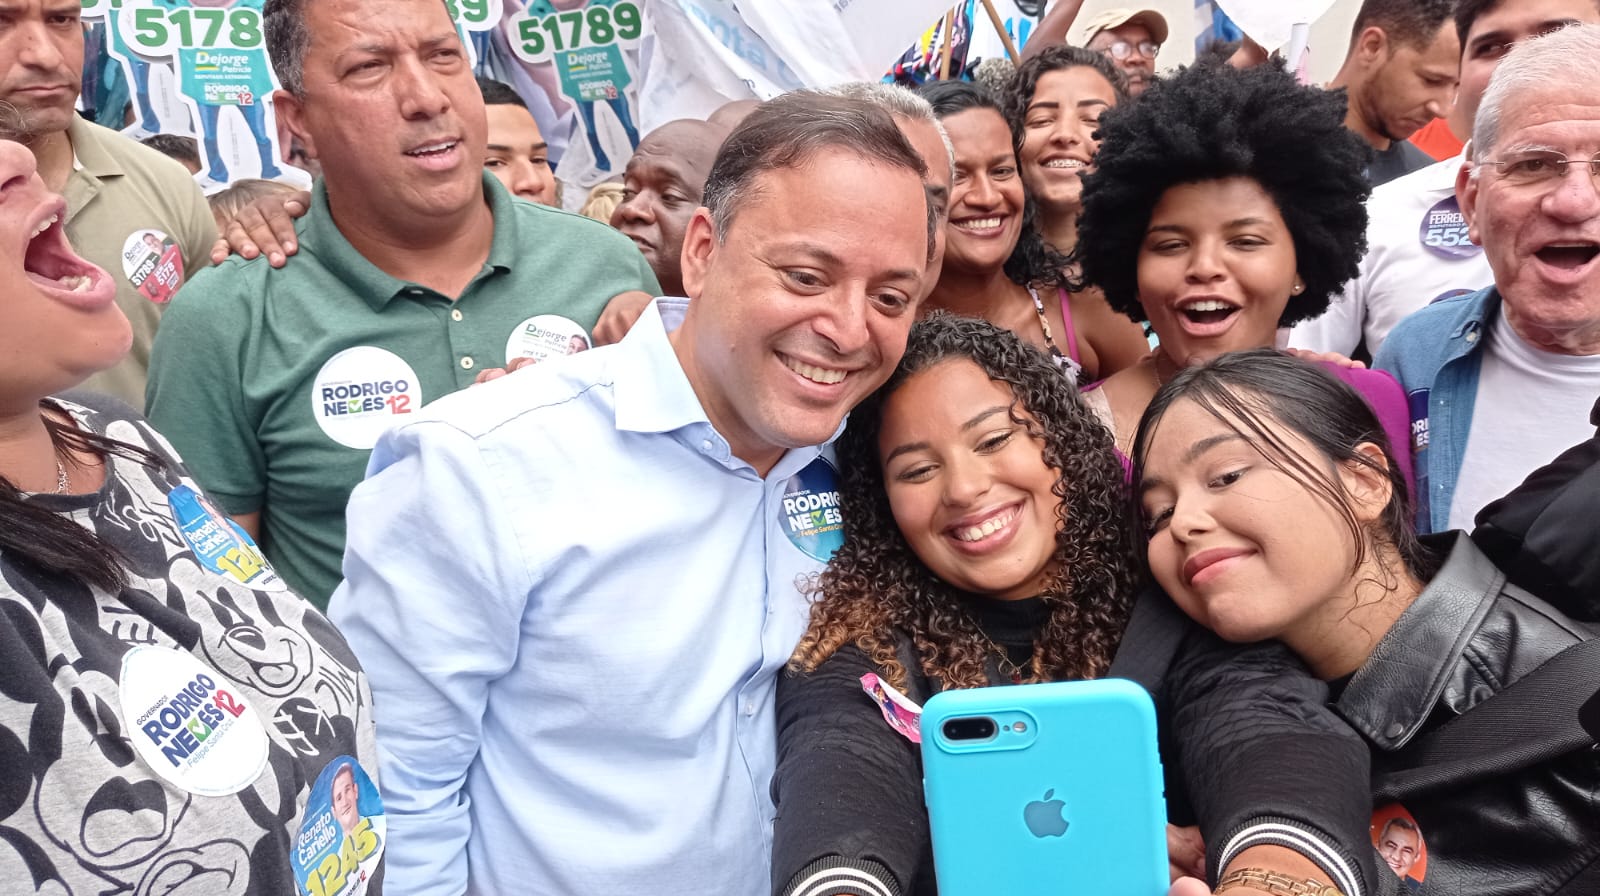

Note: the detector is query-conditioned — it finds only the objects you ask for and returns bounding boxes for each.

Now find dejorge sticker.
[118,645,270,797]
[311,347,421,449]
[779,457,845,561]
[121,228,185,304]
[505,314,591,364]
[292,756,386,896]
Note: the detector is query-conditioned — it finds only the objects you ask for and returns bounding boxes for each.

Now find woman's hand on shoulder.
[1282,347,1366,370]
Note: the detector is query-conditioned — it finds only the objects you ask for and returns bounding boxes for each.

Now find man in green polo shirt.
[145,0,658,608]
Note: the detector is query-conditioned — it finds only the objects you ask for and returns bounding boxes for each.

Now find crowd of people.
[3,0,1599,894]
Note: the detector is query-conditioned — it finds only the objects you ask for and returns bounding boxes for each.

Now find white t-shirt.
[1448,312,1600,530]
[1291,155,1493,357]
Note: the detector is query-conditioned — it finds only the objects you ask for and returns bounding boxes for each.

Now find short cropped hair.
[266,0,452,96]
[1473,23,1600,160]
[1350,0,1456,50]
[1000,44,1127,146]
[822,81,954,177]
[208,178,302,224]
[477,76,526,108]
[1073,63,1372,327]
[140,134,201,170]
[703,91,935,262]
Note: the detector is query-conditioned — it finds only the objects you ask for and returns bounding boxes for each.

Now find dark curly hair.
[1071,62,1372,328]
[790,314,1138,690]
[916,80,1071,293]
[1000,44,1128,137]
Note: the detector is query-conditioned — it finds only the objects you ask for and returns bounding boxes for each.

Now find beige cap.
[1080,8,1170,46]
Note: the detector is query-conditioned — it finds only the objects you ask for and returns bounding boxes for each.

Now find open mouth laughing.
[25,200,114,307]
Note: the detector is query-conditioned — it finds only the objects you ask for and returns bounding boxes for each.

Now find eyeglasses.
[1478,149,1600,187]
[1103,40,1160,60]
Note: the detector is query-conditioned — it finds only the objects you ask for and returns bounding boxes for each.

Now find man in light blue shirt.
[328,90,936,895]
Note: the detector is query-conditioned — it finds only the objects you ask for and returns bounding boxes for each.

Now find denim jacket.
[1373,287,1497,532]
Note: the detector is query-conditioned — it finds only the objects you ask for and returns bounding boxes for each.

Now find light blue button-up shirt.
[329,298,841,895]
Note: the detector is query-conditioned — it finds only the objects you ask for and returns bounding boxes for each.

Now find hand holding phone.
[920,679,1169,896]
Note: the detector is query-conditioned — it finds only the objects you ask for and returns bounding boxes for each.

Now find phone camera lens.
[942,716,998,741]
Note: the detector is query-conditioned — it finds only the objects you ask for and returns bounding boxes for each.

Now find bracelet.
[1214,867,1347,896]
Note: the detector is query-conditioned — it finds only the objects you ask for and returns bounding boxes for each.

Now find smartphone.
[920,678,1168,896]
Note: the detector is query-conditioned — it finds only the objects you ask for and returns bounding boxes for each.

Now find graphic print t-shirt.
[0,396,384,895]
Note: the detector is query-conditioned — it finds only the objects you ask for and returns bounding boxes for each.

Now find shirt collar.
[301,171,511,312]
[67,117,121,180]
[613,297,711,435]
[611,297,841,473]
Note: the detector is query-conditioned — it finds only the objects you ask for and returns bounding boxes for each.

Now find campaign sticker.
[1407,388,1431,524]
[779,457,845,561]
[860,672,923,744]
[505,314,591,364]
[292,757,386,896]
[310,347,421,449]
[1372,803,1427,892]
[168,484,287,592]
[118,645,270,796]
[121,228,185,304]
[1418,196,1481,260]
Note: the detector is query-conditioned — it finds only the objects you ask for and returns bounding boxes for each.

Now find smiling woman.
[1131,349,1600,893]
[771,314,1150,896]
[917,79,1148,383]
[0,130,384,893]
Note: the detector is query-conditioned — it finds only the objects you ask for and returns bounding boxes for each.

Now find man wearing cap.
[1083,8,1169,96]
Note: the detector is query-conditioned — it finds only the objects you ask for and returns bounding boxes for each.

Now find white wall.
[1065,0,1364,84]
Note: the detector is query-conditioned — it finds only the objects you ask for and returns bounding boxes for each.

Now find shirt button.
[460,357,475,370]
[1385,722,1406,740]
[451,308,464,321]
[744,701,757,716]
[701,439,713,452]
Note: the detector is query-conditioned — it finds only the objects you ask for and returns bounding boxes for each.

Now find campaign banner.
[1213,0,1337,51]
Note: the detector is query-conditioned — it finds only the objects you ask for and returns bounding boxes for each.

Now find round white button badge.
[118,645,271,797]
[505,314,591,364]
[310,347,422,449]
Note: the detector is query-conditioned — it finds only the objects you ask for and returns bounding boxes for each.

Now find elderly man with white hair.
[1377,22,1600,533]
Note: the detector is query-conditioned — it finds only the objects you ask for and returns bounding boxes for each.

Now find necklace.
[1026,287,1082,383]
[1026,286,1066,362]
[54,458,69,494]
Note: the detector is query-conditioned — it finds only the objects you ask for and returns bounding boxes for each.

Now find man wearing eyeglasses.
[1375,23,1600,535]
[1081,8,1168,97]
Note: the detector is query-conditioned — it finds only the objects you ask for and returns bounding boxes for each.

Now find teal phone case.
[919,679,1168,895]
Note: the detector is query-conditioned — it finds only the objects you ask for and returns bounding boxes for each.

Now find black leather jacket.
[1336,533,1600,895]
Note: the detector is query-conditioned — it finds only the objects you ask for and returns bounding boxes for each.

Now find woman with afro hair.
[769,314,1383,896]
[1070,61,1411,492]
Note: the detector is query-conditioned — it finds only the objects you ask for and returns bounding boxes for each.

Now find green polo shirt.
[146,174,659,608]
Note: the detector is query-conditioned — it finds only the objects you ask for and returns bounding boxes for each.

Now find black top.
[956,593,1049,672]
[1367,138,1434,186]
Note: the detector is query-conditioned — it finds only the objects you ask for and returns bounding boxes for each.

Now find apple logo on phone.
[1023,789,1069,838]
